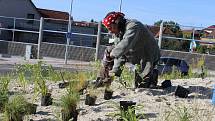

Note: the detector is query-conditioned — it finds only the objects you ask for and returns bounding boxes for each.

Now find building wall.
[0,0,41,19]
[0,0,95,47]
[43,21,96,47]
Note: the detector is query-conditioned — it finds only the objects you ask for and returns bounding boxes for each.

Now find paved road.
[0,55,93,75]
[1,55,215,77]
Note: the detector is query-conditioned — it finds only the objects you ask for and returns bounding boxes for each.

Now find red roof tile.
[147,25,175,37]
[37,8,69,20]
[208,25,215,29]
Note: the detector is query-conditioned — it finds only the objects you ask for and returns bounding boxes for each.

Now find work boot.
[149,69,159,89]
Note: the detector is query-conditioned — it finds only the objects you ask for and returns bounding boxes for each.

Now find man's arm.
[110,25,140,58]
[111,55,127,77]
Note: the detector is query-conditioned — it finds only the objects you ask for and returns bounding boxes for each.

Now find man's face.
[109,23,119,34]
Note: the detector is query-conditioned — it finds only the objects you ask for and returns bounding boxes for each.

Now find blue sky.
[32,0,214,27]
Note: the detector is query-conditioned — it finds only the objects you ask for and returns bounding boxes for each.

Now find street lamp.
[65,0,74,64]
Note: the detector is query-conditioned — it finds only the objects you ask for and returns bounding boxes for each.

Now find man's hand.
[108,70,115,77]
[105,46,115,61]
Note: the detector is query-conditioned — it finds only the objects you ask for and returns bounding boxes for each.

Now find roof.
[147,26,160,36]
[37,8,69,20]
[147,25,175,37]
[208,25,215,29]
[182,30,202,35]
[207,31,215,37]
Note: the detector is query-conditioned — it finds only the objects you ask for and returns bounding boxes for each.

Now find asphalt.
[0,55,215,77]
[0,55,93,75]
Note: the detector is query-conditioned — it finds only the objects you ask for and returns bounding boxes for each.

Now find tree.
[154,20,182,37]
[154,20,189,51]
[90,19,94,23]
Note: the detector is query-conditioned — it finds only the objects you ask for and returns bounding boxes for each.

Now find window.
[27,14,35,24]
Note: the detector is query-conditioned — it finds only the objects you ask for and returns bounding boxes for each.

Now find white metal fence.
[0,16,109,63]
[0,16,215,64]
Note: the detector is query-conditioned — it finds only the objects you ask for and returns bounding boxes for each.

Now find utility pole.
[119,0,123,12]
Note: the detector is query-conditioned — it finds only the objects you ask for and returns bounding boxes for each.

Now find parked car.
[157,57,189,75]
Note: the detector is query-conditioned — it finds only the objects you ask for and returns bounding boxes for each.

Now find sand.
[1,77,215,121]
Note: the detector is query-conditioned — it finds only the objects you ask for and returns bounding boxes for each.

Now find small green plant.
[165,106,192,121]
[77,72,89,91]
[15,63,37,91]
[32,62,49,96]
[61,71,76,81]
[0,92,8,112]
[46,65,62,82]
[197,57,207,78]
[107,102,144,121]
[35,77,48,96]
[0,75,10,111]
[160,65,182,80]
[105,85,113,92]
[85,86,98,106]
[3,95,29,121]
[120,65,134,88]
[61,91,80,113]
[87,86,98,97]
[90,60,102,80]
[32,62,52,106]
[17,71,28,92]
[0,75,11,93]
[61,80,80,121]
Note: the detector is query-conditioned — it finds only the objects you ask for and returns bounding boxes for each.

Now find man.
[98,11,160,88]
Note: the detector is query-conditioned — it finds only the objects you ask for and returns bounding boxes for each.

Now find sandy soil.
[1,77,215,121]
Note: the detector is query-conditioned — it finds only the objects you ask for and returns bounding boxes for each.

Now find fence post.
[65,18,72,65]
[190,28,196,53]
[192,28,195,40]
[95,21,102,61]
[37,17,44,59]
[158,21,164,49]
[12,17,16,41]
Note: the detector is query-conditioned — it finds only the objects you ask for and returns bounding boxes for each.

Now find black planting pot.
[161,80,172,89]
[41,93,53,106]
[175,85,190,98]
[62,110,78,121]
[117,119,123,121]
[85,94,97,106]
[104,90,113,100]
[120,101,136,111]
[9,114,23,121]
[27,103,37,114]
[59,82,70,89]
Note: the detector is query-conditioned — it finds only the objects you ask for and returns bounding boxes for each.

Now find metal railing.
[0,16,109,62]
[0,15,215,63]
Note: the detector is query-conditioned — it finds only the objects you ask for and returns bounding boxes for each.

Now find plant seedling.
[104,86,113,100]
[85,88,97,106]
[61,90,80,121]
[0,75,11,112]
[107,101,144,121]
[4,95,29,121]
[32,62,52,106]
